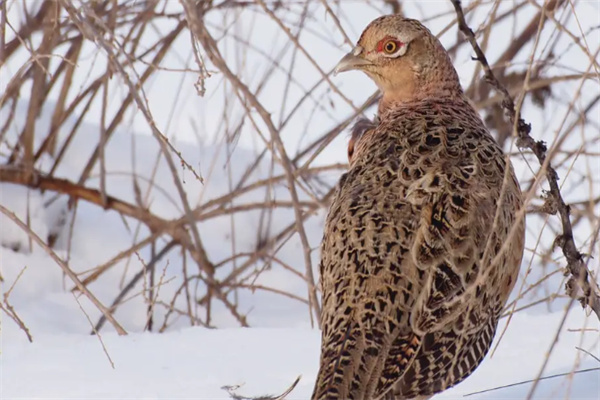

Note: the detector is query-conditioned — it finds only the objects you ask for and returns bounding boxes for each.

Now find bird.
[312,16,525,400]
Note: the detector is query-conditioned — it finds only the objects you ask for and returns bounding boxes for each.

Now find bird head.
[335,16,462,109]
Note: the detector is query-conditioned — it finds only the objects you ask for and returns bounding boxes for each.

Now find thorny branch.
[450,0,600,320]
[1,266,33,342]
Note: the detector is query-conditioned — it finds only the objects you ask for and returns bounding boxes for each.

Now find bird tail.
[312,321,422,400]
[312,320,422,400]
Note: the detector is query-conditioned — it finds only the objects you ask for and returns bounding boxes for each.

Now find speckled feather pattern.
[312,18,525,400]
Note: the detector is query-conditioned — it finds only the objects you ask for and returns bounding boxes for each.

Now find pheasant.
[312,16,525,400]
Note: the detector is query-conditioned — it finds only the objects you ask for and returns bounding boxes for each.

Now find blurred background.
[1,0,599,397]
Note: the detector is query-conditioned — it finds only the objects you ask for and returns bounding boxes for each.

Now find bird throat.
[378,80,462,115]
[376,66,419,113]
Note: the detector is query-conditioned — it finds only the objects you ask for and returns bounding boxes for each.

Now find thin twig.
[1,266,33,342]
[72,292,115,368]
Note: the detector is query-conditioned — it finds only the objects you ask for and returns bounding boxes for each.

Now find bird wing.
[376,128,523,398]
[314,127,521,400]
[314,157,431,399]
[372,166,489,399]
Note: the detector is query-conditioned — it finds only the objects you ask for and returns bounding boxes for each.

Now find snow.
[3,312,599,399]
[2,1,600,399]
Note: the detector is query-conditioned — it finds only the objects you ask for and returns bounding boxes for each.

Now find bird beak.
[334,46,372,75]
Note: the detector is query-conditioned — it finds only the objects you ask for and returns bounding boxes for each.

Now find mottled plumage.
[313,16,525,400]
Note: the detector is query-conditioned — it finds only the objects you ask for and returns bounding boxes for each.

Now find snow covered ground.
[2,1,600,399]
[3,311,599,399]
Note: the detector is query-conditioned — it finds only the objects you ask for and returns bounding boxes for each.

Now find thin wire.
[463,367,600,397]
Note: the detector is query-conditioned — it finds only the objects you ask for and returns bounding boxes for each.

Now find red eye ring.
[376,37,403,54]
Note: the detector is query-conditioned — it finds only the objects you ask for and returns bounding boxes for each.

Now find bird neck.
[377,86,473,122]
[378,83,463,114]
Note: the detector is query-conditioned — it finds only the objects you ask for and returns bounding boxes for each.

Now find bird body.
[312,16,525,400]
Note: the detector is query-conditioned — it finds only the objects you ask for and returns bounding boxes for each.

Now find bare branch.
[451,0,600,320]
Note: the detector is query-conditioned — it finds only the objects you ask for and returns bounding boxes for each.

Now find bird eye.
[383,40,398,54]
